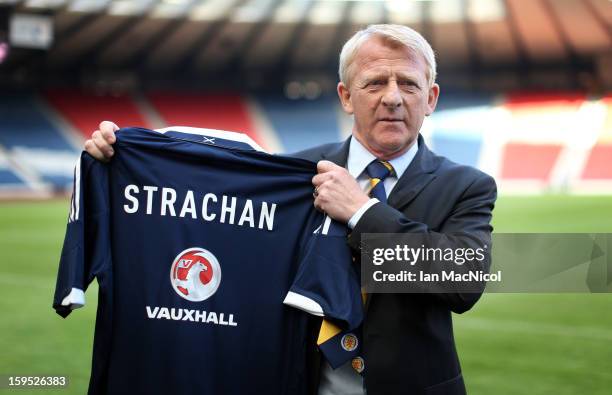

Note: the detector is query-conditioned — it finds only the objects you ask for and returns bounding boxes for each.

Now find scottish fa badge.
[341,333,359,352]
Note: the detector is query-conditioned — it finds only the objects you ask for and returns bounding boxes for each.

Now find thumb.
[99,121,119,143]
[317,160,339,173]
[100,120,119,131]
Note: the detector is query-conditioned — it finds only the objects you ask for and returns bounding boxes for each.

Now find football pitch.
[0,196,611,394]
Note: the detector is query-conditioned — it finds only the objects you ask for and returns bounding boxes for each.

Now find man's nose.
[381,81,402,108]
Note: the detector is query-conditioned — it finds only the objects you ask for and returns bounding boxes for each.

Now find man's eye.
[399,80,417,87]
[369,80,385,86]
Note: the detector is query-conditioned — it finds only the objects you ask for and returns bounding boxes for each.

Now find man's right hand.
[84,121,119,161]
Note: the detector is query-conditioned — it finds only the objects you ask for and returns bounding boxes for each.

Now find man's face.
[338,36,439,160]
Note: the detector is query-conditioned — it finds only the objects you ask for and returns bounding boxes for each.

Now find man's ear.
[337,82,353,115]
[425,83,440,116]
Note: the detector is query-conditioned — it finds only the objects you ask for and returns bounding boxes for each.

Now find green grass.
[491,195,612,232]
[0,201,97,394]
[456,195,612,395]
[1,195,611,394]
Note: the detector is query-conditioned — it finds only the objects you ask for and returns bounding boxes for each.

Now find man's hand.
[312,160,370,224]
[84,121,119,161]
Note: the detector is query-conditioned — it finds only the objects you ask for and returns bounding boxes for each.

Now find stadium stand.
[146,91,265,148]
[44,89,150,138]
[503,91,586,109]
[582,96,612,181]
[582,144,612,180]
[493,92,587,190]
[0,150,26,187]
[0,90,610,195]
[0,94,79,190]
[500,143,563,181]
[601,95,612,143]
[255,94,344,153]
[428,93,497,168]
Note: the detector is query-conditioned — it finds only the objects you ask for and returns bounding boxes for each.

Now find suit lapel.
[387,134,440,211]
[321,137,351,166]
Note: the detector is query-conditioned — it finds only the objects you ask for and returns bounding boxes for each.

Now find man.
[84,24,496,395]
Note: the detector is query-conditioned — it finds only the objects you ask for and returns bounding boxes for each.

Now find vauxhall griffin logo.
[170,247,222,302]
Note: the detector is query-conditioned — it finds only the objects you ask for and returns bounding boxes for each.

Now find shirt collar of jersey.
[347,134,419,180]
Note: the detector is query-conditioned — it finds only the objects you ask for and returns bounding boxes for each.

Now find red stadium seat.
[582,144,612,180]
[146,91,264,148]
[500,143,563,181]
[504,91,585,110]
[44,89,150,138]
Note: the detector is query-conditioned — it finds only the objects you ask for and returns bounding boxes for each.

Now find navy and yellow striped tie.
[366,160,394,203]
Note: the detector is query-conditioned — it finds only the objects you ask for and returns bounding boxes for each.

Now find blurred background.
[0,0,611,394]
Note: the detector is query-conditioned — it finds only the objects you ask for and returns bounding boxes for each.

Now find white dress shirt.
[347,137,418,228]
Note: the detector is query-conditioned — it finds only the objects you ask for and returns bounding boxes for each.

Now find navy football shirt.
[53,127,362,395]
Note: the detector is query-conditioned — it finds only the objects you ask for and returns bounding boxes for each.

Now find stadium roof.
[0,0,611,91]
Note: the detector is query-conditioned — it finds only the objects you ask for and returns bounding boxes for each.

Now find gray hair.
[338,24,437,88]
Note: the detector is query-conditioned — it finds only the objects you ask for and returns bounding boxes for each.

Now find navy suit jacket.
[293,134,497,395]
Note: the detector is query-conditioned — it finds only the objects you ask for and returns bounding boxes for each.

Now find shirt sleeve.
[52,153,111,318]
[283,216,363,330]
[347,198,379,229]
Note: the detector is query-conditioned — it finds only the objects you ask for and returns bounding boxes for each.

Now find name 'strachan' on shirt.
[122,184,277,231]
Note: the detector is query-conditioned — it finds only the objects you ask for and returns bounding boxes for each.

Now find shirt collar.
[347,135,419,180]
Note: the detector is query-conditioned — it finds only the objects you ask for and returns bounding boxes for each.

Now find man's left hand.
[312,160,370,223]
